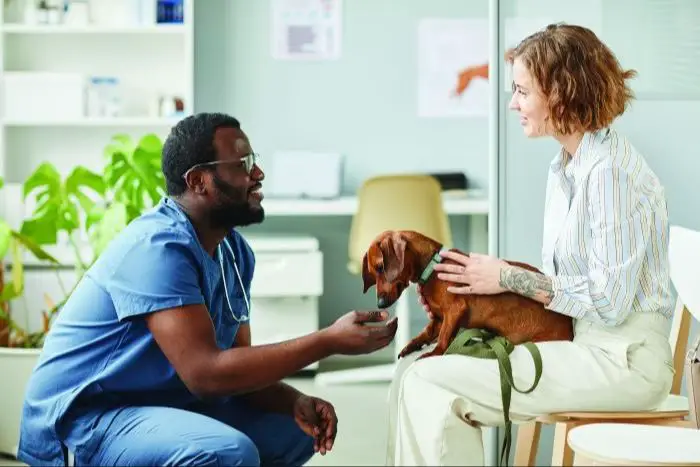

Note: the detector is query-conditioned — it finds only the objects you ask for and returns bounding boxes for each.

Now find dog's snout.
[377,296,390,309]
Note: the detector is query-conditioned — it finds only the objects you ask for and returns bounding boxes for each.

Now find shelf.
[3,117,183,127]
[1,24,186,35]
[260,190,489,216]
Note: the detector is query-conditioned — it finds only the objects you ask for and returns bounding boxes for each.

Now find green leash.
[445,328,543,467]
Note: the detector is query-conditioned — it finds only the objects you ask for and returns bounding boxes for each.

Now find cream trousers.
[384,312,675,466]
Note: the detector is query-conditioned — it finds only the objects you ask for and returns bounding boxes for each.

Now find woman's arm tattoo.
[499,265,554,305]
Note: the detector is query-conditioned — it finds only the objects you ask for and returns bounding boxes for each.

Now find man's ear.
[384,232,408,282]
[184,169,207,195]
[362,252,374,293]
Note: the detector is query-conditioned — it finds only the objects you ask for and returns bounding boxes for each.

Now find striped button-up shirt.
[542,128,674,326]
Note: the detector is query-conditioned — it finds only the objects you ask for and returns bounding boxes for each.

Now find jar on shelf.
[86,77,121,118]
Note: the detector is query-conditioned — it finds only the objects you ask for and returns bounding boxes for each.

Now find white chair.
[567,423,700,466]
[565,225,700,466]
[515,225,698,465]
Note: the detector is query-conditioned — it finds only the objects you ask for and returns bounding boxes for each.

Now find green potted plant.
[0,132,166,457]
[21,132,166,276]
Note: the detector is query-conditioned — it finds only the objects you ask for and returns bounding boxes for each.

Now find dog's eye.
[376,264,384,274]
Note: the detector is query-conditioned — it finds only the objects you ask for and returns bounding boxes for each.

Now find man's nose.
[251,164,264,180]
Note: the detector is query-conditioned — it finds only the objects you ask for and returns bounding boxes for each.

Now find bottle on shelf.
[156,0,184,24]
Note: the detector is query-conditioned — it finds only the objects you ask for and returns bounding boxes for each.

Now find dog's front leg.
[417,308,464,359]
[398,319,439,359]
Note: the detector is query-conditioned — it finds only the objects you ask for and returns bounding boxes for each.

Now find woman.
[385,23,674,466]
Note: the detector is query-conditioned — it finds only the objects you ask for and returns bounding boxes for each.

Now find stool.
[567,422,700,466]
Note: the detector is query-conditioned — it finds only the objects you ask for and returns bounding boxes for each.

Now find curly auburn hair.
[508,23,637,135]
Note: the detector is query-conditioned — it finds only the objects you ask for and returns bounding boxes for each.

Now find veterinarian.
[385,23,675,465]
[17,112,398,467]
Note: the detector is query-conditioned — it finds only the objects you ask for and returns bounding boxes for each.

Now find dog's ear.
[361,252,374,293]
[384,232,408,282]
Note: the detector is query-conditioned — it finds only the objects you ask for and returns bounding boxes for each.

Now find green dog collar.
[418,247,448,284]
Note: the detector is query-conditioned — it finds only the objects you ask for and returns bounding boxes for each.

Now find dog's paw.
[397,346,418,359]
[416,349,445,360]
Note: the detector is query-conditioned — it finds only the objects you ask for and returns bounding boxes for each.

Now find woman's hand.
[415,251,509,319]
[434,251,509,295]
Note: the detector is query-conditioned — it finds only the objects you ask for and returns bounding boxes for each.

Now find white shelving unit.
[0,1,194,186]
[0,1,194,333]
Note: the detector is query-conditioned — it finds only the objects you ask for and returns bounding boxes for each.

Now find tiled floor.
[292,378,391,466]
[0,377,391,467]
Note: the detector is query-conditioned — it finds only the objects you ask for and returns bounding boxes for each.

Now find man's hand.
[323,310,398,355]
[293,395,338,455]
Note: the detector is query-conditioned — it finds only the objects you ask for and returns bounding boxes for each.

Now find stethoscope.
[218,238,250,323]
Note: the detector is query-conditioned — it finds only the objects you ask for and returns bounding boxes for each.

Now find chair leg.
[572,452,595,466]
[641,417,692,428]
[513,421,541,466]
[551,422,575,467]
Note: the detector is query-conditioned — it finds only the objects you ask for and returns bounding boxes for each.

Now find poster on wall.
[417,18,490,118]
[271,0,342,60]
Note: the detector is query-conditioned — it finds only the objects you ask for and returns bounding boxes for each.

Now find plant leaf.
[10,237,23,295]
[0,281,22,302]
[23,162,61,200]
[65,166,106,213]
[22,163,64,244]
[20,216,58,245]
[138,133,163,154]
[88,201,128,257]
[0,220,11,259]
[11,230,60,264]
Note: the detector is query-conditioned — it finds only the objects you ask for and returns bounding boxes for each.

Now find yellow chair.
[347,173,452,276]
[315,174,453,385]
[514,225,697,466]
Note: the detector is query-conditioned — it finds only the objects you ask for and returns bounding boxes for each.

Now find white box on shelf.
[2,72,85,122]
[267,151,344,199]
[88,0,142,26]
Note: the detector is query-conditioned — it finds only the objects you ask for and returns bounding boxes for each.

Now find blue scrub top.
[17,197,255,466]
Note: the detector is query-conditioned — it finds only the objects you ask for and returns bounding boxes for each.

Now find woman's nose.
[508,94,519,110]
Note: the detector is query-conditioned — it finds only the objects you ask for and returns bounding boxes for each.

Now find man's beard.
[209,175,264,230]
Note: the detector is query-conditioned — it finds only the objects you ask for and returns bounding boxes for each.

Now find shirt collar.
[550,128,612,187]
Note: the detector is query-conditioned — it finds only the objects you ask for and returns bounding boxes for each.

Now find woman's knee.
[398,360,441,408]
[393,344,437,384]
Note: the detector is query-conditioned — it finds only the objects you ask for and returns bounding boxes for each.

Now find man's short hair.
[508,23,637,135]
[162,112,241,196]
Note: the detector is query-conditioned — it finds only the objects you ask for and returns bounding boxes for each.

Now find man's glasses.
[182,153,260,180]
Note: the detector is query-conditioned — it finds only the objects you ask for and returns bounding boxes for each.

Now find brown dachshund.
[361,230,574,360]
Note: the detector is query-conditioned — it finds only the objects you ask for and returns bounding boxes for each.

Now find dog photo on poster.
[417,18,490,118]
